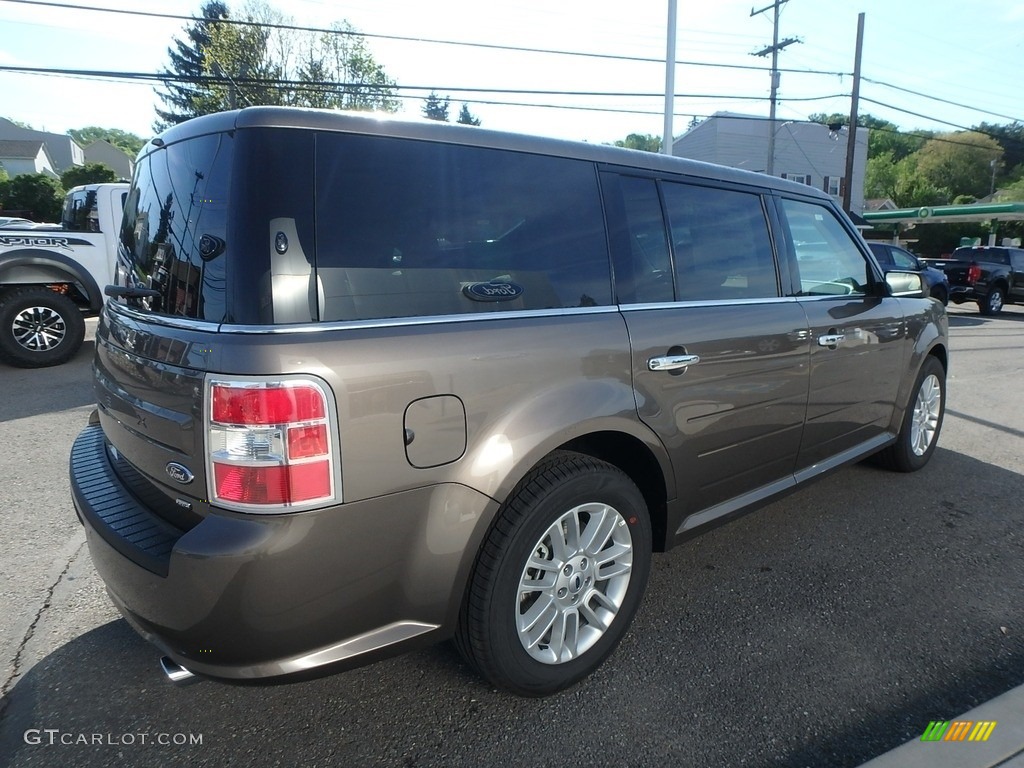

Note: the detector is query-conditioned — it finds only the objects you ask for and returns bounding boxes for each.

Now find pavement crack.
[0,540,86,713]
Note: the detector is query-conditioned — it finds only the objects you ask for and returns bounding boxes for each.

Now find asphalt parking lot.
[1,304,1022,768]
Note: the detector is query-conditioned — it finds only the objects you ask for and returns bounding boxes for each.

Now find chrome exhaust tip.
[160,656,199,686]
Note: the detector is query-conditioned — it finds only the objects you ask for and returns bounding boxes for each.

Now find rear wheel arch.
[559,431,670,552]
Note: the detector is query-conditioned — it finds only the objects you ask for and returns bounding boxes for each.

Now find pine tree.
[422,92,450,122]
[153,2,230,132]
[457,104,481,126]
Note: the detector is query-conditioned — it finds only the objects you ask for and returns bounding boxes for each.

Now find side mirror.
[884,270,926,298]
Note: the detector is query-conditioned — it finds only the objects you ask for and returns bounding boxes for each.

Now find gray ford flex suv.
[71,107,948,696]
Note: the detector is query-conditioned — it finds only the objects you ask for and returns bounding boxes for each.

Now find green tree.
[154,2,398,125]
[0,174,63,221]
[422,92,450,121]
[154,1,230,130]
[808,112,928,161]
[614,133,662,153]
[915,132,1003,199]
[61,163,117,190]
[294,21,399,112]
[457,103,481,126]
[67,127,146,156]
[973,122,1024,183]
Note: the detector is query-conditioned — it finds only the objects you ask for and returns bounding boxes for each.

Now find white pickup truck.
[0,183,128,367]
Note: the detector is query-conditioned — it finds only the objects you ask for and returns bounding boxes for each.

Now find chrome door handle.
[648,354,701,372]
[817,334,845,347]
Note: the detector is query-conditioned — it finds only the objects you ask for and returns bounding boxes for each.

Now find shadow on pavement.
[1,447,1022,768]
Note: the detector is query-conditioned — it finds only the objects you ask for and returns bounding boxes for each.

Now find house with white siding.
[672,112,870,214]
[0,139,58,178]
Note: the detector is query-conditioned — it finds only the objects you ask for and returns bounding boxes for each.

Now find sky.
[1,0,1023,146]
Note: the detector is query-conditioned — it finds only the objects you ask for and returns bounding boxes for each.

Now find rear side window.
[779,198,871,296]
[119,133,233,321]
[314,134,611,321]
[952,248,1010,265]
[662,183,778,300]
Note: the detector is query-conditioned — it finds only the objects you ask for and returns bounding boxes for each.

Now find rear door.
[603,172,810,534]
[775,196,907,471]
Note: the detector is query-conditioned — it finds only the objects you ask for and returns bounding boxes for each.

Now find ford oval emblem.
[463,280,525,302]
[165,462,194,485]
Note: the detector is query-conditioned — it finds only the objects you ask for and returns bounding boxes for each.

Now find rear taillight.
[207,378,338,512]
[966,263,982,285]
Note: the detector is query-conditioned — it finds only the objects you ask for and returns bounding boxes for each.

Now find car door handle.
[817,334,845,347]
[648,354,701,372]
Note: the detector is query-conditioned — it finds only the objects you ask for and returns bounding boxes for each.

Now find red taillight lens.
[213,462,332,504]
[212,384,325,424]
[207,379,336,511]
[966,263,982,285]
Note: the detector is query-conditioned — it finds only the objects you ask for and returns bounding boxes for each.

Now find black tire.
[978,285,1005,316]
[875,356,945,472]
[456,451,652,696]
[930,285,948,306]
[0,286,86,368]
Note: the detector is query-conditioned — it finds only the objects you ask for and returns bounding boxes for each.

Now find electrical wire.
[0,0,849,77]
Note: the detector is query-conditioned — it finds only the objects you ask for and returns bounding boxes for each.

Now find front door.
[775,196,907,471]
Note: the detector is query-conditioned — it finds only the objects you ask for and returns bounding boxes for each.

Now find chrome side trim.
[620,297,799,312]
[278,621,439,674]
[676,432,896,536]
[677,476,796,534]
[106,302,222,333]
[217,305,619,335]
[792,433,894,485]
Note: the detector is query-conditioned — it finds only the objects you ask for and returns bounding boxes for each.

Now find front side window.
[780,198,871,296]
[663,182,779,300]
[314,135,611,321]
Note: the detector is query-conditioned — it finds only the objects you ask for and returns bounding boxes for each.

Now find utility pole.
[663,0,678,156]
[842,12,864,213]
[751,0,800,176]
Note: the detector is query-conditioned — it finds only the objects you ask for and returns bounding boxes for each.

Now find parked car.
[923,245,1024,315]
[0,217,36,229]
[867,241,950,305]
[70,107,949,697]
[0,184,128,367]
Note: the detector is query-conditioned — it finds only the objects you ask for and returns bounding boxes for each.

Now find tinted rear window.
[118,133,233,321]
[314,134,611,321]
[952,248,1010,265]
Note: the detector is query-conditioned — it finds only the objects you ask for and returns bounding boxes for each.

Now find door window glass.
[663,182,779,300]
[615,176,673,304]
[780,198,871,297]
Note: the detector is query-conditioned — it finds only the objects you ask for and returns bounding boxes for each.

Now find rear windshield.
[952,247,1010,265]
[116,127,612,326]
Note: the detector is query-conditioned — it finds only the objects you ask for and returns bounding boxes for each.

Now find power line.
[0,0,849,77]
[0,64,846,102]
[862,77,1024,125]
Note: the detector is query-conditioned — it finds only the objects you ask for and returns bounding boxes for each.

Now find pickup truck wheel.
[978,286,1004,316]
[876,356,945,473]
[456,451,652,696]
[0,287,86,368]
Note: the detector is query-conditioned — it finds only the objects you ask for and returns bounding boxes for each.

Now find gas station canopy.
[863,202,1024,226]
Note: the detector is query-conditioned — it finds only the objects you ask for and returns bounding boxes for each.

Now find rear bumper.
[70,425,497,682]
[948,285,979,303]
